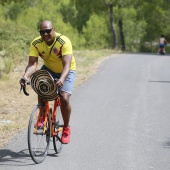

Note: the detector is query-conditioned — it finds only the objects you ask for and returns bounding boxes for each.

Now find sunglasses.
[39,28,53,35]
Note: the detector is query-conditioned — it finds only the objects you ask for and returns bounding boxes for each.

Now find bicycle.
[20,70,64,164]
[159,46,165,55]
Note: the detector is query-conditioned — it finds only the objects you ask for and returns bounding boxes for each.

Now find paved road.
[1,53,170,170]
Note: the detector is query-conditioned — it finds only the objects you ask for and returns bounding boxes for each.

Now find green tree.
[134,0,169,51]
[72,0,118,49]
[0,0,26,5]
[83,14,111,49]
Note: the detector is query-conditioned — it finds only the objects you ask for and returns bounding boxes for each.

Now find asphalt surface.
[1,53,170,170]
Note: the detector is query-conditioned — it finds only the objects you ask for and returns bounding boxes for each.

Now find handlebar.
[20,78,62,97]
[20,78,30,96]
[20,86,29,96]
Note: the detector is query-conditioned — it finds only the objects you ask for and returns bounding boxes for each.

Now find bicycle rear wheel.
[53,106,63,153]
[28,105,51,164]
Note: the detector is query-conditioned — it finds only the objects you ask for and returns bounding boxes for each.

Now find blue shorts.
[41,65,76,94]
[159,44,165,48]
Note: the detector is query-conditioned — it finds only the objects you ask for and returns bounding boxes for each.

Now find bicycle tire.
[28,105,51,164]
[53,106,63,153]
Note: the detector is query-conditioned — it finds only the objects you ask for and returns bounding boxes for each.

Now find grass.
[74,49,116,85]
[0,49,116,148]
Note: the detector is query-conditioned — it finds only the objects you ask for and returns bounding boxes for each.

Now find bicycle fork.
[34,102,50,135]
[51,99,63,138]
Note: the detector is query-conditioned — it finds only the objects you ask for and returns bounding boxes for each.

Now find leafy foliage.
[0,0,169,75]
[83,14,112,49]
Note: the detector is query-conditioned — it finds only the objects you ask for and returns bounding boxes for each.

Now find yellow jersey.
[29,32,76,73]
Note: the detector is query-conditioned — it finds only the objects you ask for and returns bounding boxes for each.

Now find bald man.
[20,20,76,144]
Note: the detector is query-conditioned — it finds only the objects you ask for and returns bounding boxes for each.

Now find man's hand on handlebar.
[54,78,63,97]
[55,79,64,89]
[20,78,27,87]
[20,78,29,96]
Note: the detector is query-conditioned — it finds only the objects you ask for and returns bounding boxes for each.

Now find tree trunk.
[109,4,118,49]
[118,18,126,51]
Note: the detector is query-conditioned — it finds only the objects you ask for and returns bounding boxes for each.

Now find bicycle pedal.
[37,126,44,130]
[33,129,44,135]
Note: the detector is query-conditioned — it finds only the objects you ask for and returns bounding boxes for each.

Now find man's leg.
[60,91,72,144]
[59,70,75,144]
[60,92,71,127]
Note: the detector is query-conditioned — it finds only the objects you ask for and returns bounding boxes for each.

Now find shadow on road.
[0,148,60,166]
[164,138,170,149]
[124,52,170,56]
[0,148,34,166]
[149,80,170,83]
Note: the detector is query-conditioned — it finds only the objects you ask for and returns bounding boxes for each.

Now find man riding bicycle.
[159,34,167,54]
[20,20,76,144]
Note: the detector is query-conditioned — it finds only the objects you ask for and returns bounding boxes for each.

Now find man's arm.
[22,56,38,80]
[164,39,167,45]
[56,54,72,89]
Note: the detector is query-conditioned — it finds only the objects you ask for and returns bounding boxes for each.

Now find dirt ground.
[0,61,38,148]
[0,55,111,148]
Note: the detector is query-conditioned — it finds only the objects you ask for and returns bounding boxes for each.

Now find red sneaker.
[61,126,71,144]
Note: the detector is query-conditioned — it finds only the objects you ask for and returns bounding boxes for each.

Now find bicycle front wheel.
[28,105,51,164]
[53,106,63,153]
